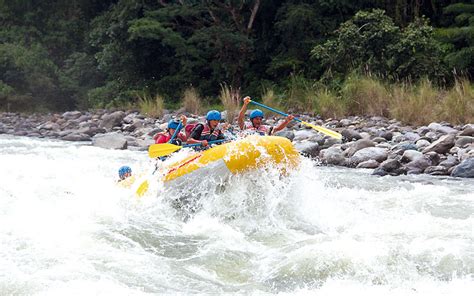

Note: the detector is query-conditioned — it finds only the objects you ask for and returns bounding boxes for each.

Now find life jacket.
[200,122,222,140]
[244,122,271,136]
[154,131,187,144]
[189,122,222,141]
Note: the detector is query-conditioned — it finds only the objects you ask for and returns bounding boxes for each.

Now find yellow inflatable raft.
[162,135,300,189]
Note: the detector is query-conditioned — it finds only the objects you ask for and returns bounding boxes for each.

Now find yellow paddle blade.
[136,180,149,197]
[301,121,342,140]
[148,143,182,158]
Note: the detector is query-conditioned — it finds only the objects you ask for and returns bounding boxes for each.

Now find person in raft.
[118,165,132,182]
[238,96,294,136]
[153,115,188,145]
[187,110,226,147]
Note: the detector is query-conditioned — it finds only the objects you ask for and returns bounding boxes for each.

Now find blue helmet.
[206,110,221,121]
[118,166,132,178]
[168,119,180,130]
[250,109,264,119]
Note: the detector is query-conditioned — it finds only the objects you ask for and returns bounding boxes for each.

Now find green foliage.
[312,9,446,82]
[436,1,474,76]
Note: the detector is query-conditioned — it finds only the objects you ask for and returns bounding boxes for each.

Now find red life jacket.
[244,122,271,136]
[188,123,222,140]
[154,131,187,144]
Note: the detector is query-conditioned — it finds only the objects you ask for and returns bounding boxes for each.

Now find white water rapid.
[1,135,473,295]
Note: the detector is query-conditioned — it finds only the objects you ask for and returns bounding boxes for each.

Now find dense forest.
[0,0,473,122]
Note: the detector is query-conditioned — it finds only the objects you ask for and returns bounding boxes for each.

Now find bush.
[181,87,202,114]
[136,93,164,118]
[219,84,240,123]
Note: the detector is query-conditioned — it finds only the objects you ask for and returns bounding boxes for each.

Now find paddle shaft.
[183,139,226,147]
[249,100,303,123]
[168,122,183,143]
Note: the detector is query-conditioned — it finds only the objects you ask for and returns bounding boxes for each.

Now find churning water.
[0,135,473,295]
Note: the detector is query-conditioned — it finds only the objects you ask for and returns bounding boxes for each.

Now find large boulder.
[92,133,128,150]
[350,147,388,165]
[422,134,456,154]
[293,141,320,158]
[343,139,375,157]
[451,157,474,178]
[319,146,345,165]
[100,111,126,131]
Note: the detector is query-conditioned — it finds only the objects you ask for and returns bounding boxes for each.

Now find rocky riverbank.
[1,110,473,178]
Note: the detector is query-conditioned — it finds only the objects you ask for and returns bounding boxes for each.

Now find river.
[0,135,473,295]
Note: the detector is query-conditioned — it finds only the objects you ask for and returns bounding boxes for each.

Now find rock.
[356,159,380,169]
[455,136,474,148]
[379,158,401,172]
[422,134,455,154]
[401,150,423,162]
[451,158,474,178]
[92,133,128,150]
[380,131,393,141]
[372,137,387,143]
[61,132,91,141]
[293,141,320,158]
[439,155,459,168]
[392,142,418,154]
[62,111,82,120]
[428,122,458,134]
[424,166,448,175]
[372,167,388,176]
[405,156,433,174]
[344,139,375,157]
[404,132,421,142]
[319,146,345,165]
[416,139,431,149]
[293,130,315,141]
[341,129,362,141]
[273,130,295,141]
[350,147,388,165]
[100,111,126,131]
[321,137,342,149]
[459,126,474,137]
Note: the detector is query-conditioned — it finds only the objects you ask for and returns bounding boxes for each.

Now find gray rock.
[100,111,126,131]
[439,155,459,168]
[380,158,401,172]
[321,137,342,149]
[294,141,320,158]
[344,139,375,157]
[459,126,474,137]
[341,129,362,141]
[372,167,388,176]
[273,130,295,141]
[401,150,423,162]
[380,131,393,141]
[455,136,474,148]
[350,147,388,165]
[416,139,431,149]
[451,158,474,178]
[319,146,345,165]
[61,132,91,141]
[424,166,448,175]
[92,133,128,150]
[62,111,82,120]
[422,134,456,154]
[405,156,433,174]
[293,130,315,141]
[428,122,458,134]
[356,159,380,169]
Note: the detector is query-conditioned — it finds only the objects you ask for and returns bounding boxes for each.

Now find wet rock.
[424,166,448,175]
[422,134,455,154]
[451,158,474,178]
[350,147,388,165]
[428,122,458,134]
[372,167,388,176]
[380,158,401,172]
[401,150,423,162]
[341,129,362,141]
[455,136,474,148]
[100,111,126,131]
[459,126,474,137]
[293,130,315,141]
[61,132,91,141]
[405,156,433,174]
[92,133,128,150]
[380,131,393,141]
[319,146,345,165]
[294,141,320,158]
[273,130,295,141]
[356,159,380,169]
[321,137,342,149]
[416,139,431,149]
[344,139,375,157]
[439,155,459,169]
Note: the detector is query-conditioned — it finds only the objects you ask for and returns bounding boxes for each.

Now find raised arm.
[238,96,251,130]
[271,115,294,135]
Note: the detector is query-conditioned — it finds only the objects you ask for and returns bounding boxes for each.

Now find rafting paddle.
[249,100,342,140]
